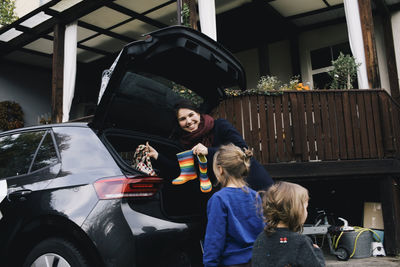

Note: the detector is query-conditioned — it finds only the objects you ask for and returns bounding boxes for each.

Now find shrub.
[0,101,24,131]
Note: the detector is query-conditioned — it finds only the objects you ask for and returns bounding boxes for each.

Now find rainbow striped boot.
[197,154,212,193]
[172,150,198,185]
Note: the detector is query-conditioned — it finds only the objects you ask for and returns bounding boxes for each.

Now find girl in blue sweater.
[203,143,264,267]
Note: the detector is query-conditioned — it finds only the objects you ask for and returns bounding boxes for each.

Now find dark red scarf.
[180,114,214,149]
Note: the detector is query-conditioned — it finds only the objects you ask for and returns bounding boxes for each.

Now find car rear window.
[30,132,59,172]
[0,131,46,179]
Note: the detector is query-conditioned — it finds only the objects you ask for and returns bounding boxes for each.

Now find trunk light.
[94,176,162,199]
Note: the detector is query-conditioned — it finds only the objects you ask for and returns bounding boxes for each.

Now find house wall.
[0,61,51,127]
[393,11,400,89]
[235,48,260,89]
[235,41,293,89]
[269,40,292,84]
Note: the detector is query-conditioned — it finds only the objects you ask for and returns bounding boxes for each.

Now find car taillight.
[94,176,163,199]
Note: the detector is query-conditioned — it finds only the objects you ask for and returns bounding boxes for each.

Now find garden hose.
[333,226,381,258]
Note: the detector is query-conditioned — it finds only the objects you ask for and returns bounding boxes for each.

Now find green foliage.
[172,83,204,107]
[329,52,360,89]
[181,2,190,27]
[257,75,281,92]
[224,75,309,97]
[0,101,24,131]
[0,0,18,27]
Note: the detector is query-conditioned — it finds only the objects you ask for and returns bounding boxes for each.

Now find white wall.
[392,11,400,91]
[0,61,51,127]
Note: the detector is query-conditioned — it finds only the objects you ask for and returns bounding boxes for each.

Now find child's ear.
[218,165,224,176]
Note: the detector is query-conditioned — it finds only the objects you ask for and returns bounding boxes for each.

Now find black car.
[0,26,245,267]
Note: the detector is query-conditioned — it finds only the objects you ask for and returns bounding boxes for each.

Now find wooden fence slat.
[266,95,277,162]
[258,96,269,164]
[297,93,308,161]
[328,93,340,159]
[250,96,261,160]
[275,95,285,162]
[371,93,384,158]
[390,100,400,158]
[312,93,324,160]
[342,92,355,159]
[320,93,333,160]
[335,92,347,159]
[379,92,395,157]
[364,93,378,158]
[349,92,362,158]
[226,98,235,124]
[282,93,294,161]
[357,93,370,158]
[242,96,252,148]
[305,93,317,160]
[219,100,227,120]
[290,93,302,161]
[233,97,243,138]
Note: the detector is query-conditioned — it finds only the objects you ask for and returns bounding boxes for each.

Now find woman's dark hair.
[173,99,200,117]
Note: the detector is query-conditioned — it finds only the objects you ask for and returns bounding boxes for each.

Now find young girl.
[252,182,325,267]
[203,143,265,267]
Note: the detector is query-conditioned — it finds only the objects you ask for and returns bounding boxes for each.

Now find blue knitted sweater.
[203,187,264,267]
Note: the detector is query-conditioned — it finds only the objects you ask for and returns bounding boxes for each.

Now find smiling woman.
[146,98,274,193]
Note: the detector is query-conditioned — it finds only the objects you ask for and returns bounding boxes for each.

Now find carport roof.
[0,0,399,69]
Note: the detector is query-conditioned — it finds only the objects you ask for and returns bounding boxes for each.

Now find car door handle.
[8,189,32,201]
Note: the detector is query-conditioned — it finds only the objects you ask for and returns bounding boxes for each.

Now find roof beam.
[287,4,344,20]
[77,21,134,43]
[105,2,168,29]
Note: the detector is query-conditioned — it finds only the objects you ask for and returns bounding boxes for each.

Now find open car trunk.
[102,129,207,219]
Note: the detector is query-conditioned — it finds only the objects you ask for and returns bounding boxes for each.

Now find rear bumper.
[82,199,202,267]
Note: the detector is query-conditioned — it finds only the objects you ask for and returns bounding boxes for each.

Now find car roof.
[0,122,89,136]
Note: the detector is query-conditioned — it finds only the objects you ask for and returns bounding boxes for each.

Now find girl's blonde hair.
[212,143,252,188]
[261,181,309,235]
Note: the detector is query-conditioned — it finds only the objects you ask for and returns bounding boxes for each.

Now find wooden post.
[375,0,400,102]
[258,42,269,76]
[183,0,198,30]
[290,36,301,79]
[52,23,65,123]
[380,176,400,255]
[358,0,381,89]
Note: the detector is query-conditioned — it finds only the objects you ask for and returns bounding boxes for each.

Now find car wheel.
[23,237,89,267]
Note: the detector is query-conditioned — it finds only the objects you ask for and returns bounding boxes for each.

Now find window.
[310,42,354,89]
[31,131,59,172]
[0,131,46,179]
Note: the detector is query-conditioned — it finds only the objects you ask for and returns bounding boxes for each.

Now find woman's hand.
[192,143,208,156]
[146,142,159,160]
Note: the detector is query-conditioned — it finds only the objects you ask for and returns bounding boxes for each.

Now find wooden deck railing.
[214,89,400,165]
